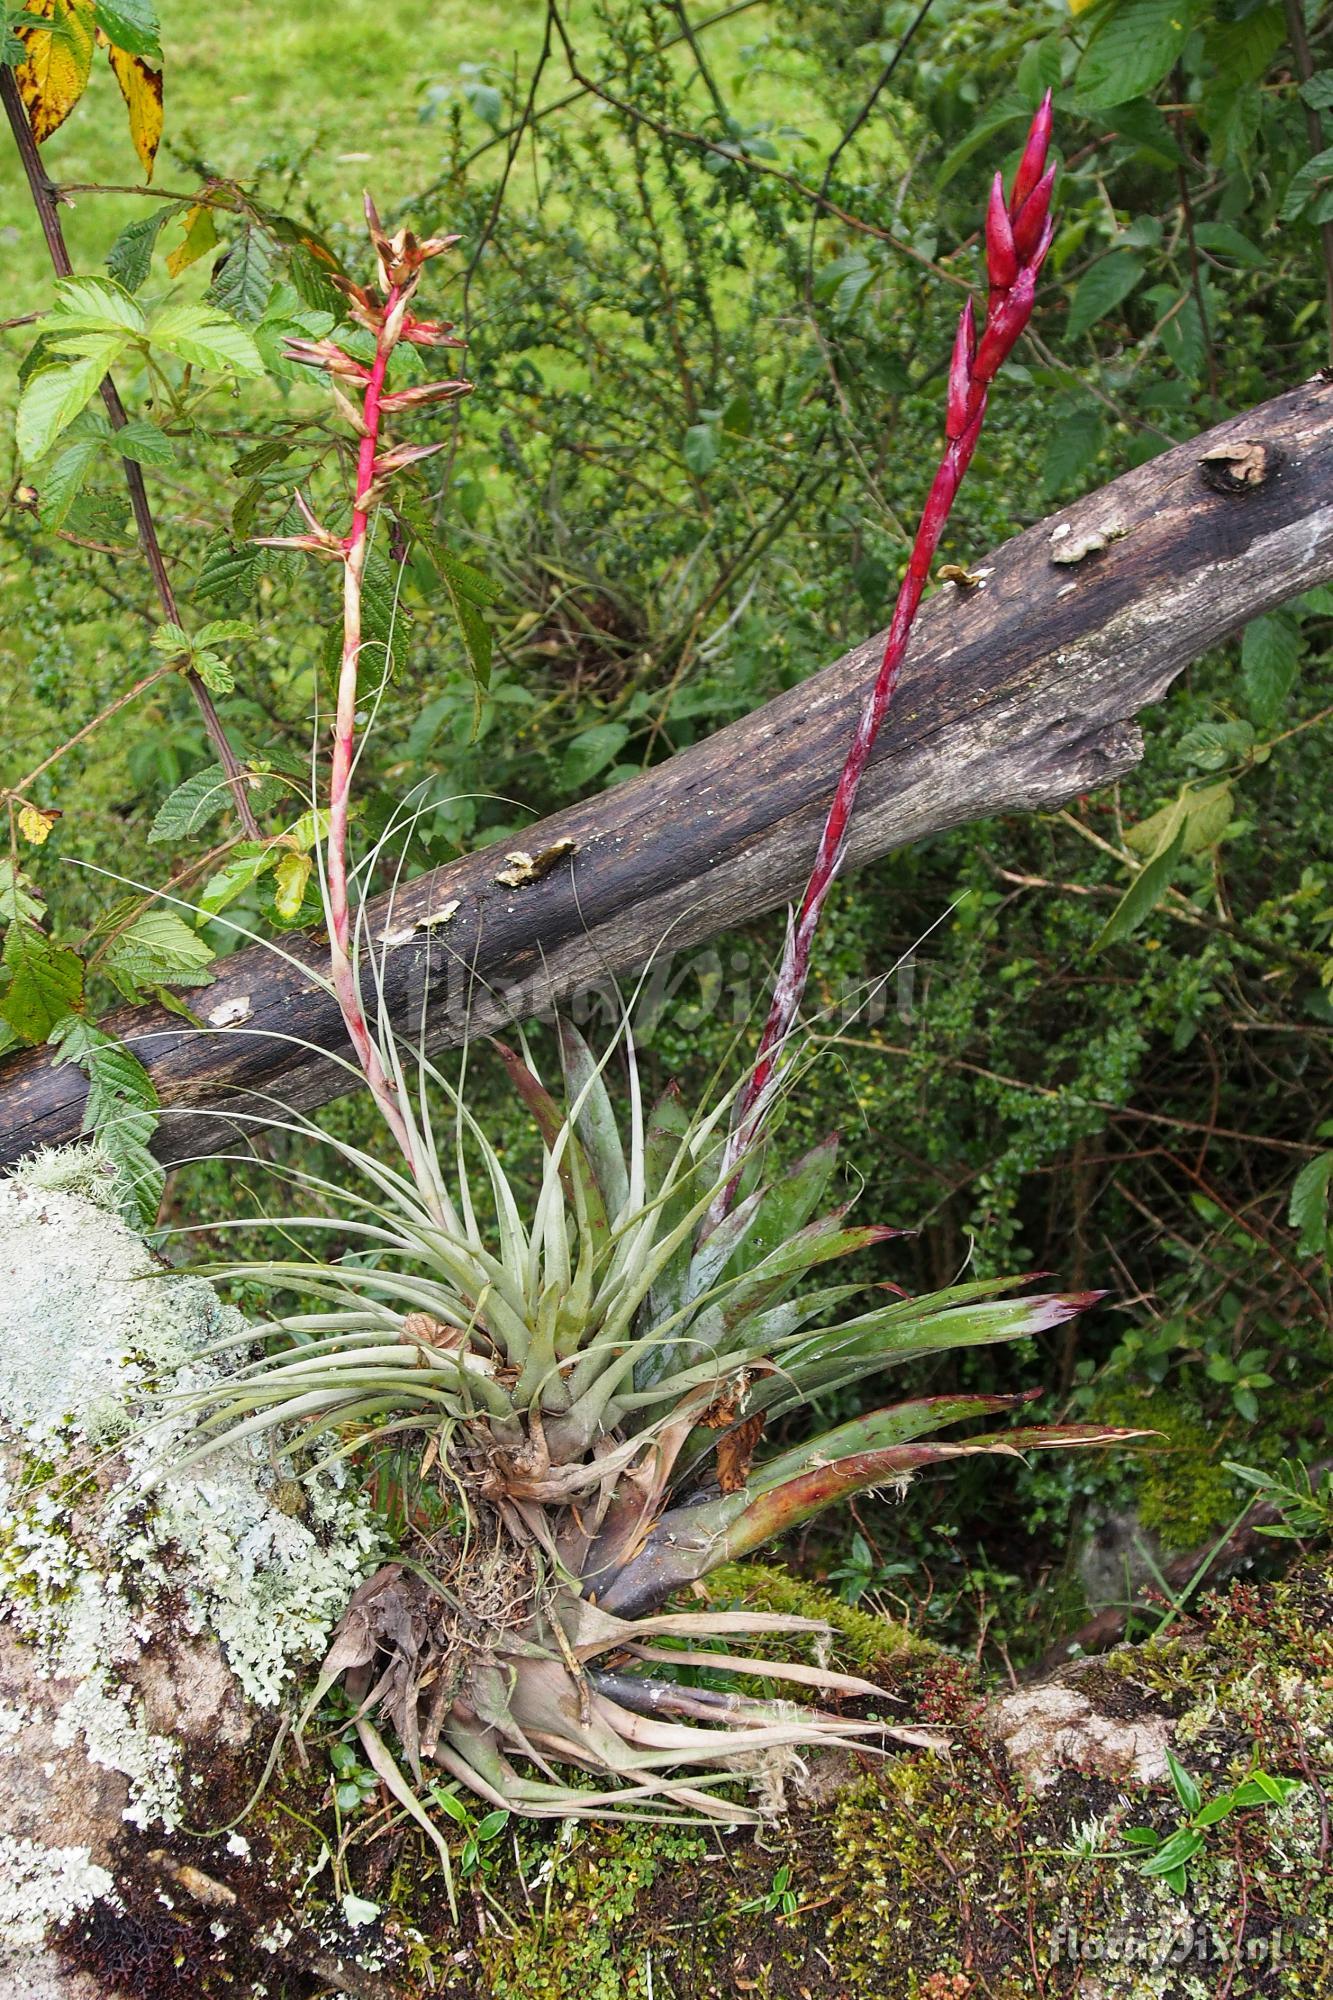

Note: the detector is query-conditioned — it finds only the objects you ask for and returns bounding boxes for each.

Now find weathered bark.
[1,377,1330,1169]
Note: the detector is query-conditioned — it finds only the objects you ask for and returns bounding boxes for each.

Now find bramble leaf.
[1074,0,1198,111]
[106,205,179,292]
[42,275,147,336]
[1289,1151,1333,1257]
[13,0,96,147]
[93,0,160,62]
[1065,252,1144,341]
[106,42,163,178]
[148,765,235,843]
[0,920,84,1044]
[198,844,276,918]
[149,304,263,376]
[103,907,215,999]
[1091,824,1186,952]
[207,227,279,325]
[16,344,125,462]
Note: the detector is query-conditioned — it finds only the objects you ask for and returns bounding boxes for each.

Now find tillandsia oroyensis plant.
[163,103,1143,1845]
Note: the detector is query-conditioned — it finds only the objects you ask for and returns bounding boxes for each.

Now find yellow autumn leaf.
[17,803,59,845]
[167,203,219,278]
[107,41,163,179]
[1067,0,1098,12]
[15,0,96,147]
[273,850,313,921]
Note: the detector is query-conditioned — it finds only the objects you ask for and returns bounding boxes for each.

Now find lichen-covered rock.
[0,1148,382,1975]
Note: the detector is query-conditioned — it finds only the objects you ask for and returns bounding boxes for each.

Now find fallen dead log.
[1,377,1331,1168]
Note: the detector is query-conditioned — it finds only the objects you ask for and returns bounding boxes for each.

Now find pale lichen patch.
[0,1838,117,1948]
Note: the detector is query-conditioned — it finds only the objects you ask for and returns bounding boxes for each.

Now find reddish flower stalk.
[257,197,471,1180]
[714,95,1057,1215]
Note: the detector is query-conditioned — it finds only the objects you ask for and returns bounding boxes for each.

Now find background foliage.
[3,0,1333,1664]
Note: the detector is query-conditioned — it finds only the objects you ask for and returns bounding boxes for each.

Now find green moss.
[478,1823,708,2000]
[1098,1391,1238,1552]
[343,1556,1333,1997]
[703,1561,932,1669]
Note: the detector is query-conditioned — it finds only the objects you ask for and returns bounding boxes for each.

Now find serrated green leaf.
[0,922,84,1044]
[564,723,629,788]
[106,205,178,292]
[93,0,161,60]
[0,861,44,927]
[148,766,231,843]
[43,275,146,337]
[192,650,235,694]
[1288,1151,1333,1257]
[151,621,190,654]
[1241,611,1301,724]
[149,304,263,376]
[36,434,103,531]
[1177,720,1255,770]
[112,417,174,466]
[1065,252,1145,342]
[195,618,254,648]
[1091,824,1186,953]
[1301,71,1333,113]
[286,241,345,318]
[207,228,280,326]
[104,908,215,999]
[1191,222,1267,269]
[1041,406,1104,498]
[16,345,125,462]
[936,100,1030,187]
[1281,147,1333,224]
[198,844,277,918]
[1074,0,1199,111]
[194,538,260,602]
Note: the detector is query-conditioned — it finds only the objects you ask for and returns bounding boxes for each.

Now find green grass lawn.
[0,0,812,320]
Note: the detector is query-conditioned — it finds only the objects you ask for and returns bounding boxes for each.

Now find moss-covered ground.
[53,1551,1333,2000]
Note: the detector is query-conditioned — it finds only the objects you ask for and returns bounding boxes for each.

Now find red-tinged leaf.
[745,1392,1038,1497]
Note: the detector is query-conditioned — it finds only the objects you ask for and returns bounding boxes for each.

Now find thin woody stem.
[1,64,262,841]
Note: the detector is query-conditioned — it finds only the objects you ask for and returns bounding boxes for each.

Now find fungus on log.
[0,377,1330,1168]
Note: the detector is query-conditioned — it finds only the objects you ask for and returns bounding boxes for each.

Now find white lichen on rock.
[0,1147,382,1941]
[0,1838,117,1947]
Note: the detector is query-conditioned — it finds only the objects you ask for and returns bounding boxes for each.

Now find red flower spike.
[985,173,1018,290]
[1010,89,1053,212]
[711,104,1062,1224]
[945,299,976,441]
[1012,164,1057,262]
[972,265,1038,382]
